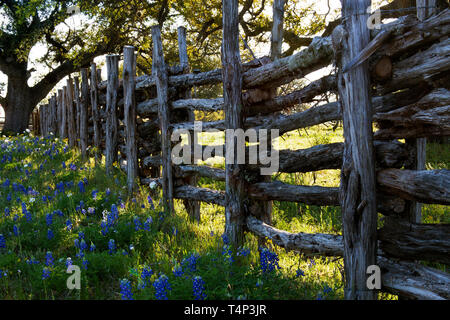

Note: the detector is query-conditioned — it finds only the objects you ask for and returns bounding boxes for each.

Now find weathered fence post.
[90,62,102,163]
[123,46,138,194]
[270,0,286,61]
[152,25,174,214]
[39,105,45,137]
[57,89,64,138]
[61,86,68,139]
[335,0,378,300]
[66,77,76,147]
[74,76,82,147]
[178,26,201,222]
[80,68,90,159]
[50,95,57,135]
[105,54,120,175]
[405,0,437,224]
[222,0,247,248]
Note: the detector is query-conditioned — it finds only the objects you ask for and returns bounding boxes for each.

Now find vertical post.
[152,25,174,214]
[336,0,378,300]
[39,105,45,137]
[50,95,57,135]
[66,77,76,148]
[61,86,68,139]
[80,68,90,160]
[105,55,120,175]
[178,26,201,222]
[407,0,435,224]
[90,63,102,163]
[270,0,286,61]
[74,76,82,147]
[58,89,64,138]
[222,0,246,248]
[123,46,138,194]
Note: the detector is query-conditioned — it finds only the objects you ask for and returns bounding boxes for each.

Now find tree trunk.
[2,74,35,134]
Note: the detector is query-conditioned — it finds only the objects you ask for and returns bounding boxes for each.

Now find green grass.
[0,127,448,300]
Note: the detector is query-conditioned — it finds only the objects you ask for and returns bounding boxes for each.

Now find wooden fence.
[35,0,450,300]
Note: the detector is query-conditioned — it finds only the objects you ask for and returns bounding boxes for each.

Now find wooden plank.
[61,86,68,139]
[152,25,174,213]
[123,46,138,194]
[74,76,81,147]
[105,54,120,175]
[335,0,378,300]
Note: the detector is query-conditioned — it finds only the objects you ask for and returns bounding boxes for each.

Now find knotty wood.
[80,68,90,159]
[105,54,120,175]
[152,25,174,214]
[123,46,138,194]
[335,0,378,300]
[222,0,247,248]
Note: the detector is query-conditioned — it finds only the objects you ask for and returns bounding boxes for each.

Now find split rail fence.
[35,0,450,300]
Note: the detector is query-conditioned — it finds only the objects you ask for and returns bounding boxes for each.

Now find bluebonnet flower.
[0,234,5,249]
[192,276,207,300]
[87,207,95,215]
[78,181,85,193]
[91,189,98,200]
[140,267,153,289]
[147,196,155,210]
[296,269,305,277]
[62,161,66,169]
[46,213,53,226]
[0,269,7,279]
[47,229,54,240]
[108,239,115,255]
[120,279,133,300]
[323,284,333,295]
[106,188,111,197]
[256,279,263,287]
[66,219,72,231]
[143,217,152,231]
[259,248,280,274]
[13,225,19,236]
[181,253,200,274]
[6,193,11,202]
[66,258,73,269]
[90,243,96,252]
[45,251,54,267]
[222,245,234,264]
[221,234,230,245]
[78,232,85,241]
[74,239,80,249]
[42,268,51,280]
[237,247,250,257]
[173,265,184,278]
[153,274,171,300]
[4,207,10,217]
[133,216,142,231]
[82,259,89,270]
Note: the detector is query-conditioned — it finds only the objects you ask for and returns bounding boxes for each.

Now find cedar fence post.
[57,89,64,138]
[74,76,82,147]
[178,26,201,222]
[222,0,247,248]
[123,46,138,194]
[105,54,120,175]
[335,0,378,300]
[80,68,90,159]
[90,63,102,164]
[152,25,174,214]
[66,77,76,147]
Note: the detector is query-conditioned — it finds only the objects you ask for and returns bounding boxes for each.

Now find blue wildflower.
[47,229,54,240]
[0,234,5,249]
[296,269,305,277]
[120,279,133,300]
[153,274,171,300]
[42,268,51,280]
[45,251,54,267]
[192,276,207,300]
[108,239,115,255]
[259,248,280,274]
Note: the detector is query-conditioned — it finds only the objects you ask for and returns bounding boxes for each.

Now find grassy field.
[0,127,448,300]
